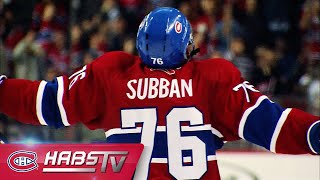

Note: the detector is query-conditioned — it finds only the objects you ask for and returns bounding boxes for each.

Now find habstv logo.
[7,150,38,172]
[0,144,142,179]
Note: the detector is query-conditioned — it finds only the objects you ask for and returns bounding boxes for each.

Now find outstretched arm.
[0,58,106,129]
[212,61,319,154]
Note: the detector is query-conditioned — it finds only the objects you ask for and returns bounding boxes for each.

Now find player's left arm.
[213,61,319,155]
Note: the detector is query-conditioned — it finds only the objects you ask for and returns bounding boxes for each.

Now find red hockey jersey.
[0,51,319,180]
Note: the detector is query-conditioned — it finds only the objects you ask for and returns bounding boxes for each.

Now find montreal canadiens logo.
[7,150,38,172]
[175,21,182,33]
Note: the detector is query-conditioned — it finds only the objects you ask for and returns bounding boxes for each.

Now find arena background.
[0,0,319,179]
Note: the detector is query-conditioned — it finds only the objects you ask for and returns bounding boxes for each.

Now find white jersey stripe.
[57,77,70,126]
[105,127,142,138]
[181,124,211,131]
[151,155,216,163]
[156,126,166,131]
[106,125,224,138]
[207,155,217,161]
[36,81,48,126]
[211,128,224,138]
[270,108,292,153]
[238,95,268,139]
[151,158,168,163]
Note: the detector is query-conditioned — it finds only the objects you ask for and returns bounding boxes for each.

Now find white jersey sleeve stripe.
[57,77,70,126]
[36,81,48,126]
[270,108,292,153]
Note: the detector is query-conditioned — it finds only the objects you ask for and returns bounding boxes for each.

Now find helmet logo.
[175,21,182,34]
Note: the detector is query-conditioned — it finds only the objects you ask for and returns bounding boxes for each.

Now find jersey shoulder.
[92,51,140,73]
[192,58,241,83]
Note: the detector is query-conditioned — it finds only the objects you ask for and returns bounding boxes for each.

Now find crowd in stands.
[0,0,319,146]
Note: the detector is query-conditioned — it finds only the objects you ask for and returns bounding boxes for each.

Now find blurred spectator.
[4,26,24,51]
[214,3,243,54]
[224,37,254,81]
[88,29,106,56]
[299,63,320,116]
[261,0,303,53]
[13,30,45,80]
[190,0,220,59]
[119,0,145,34]
[237,0,267,58]
[307,69,320,116]
[70,24,83,70]
[3,27,25,78]
[32,0,68,32]
[0,41,6,74]
[193,30,211,60]
[122,36,136,54]
[108,16,127,51]
[252,46,277,95]
[178,1,191,19]
[100,0,120,22]
[259,0,293,37]
[44,30,70,75]
[0,0,14,42]
[273,37,298,95]
[300,0,320,63]
[196,0,218,34]
[179,1,211,60]
[71,24,107,69]
[0,1,23,77]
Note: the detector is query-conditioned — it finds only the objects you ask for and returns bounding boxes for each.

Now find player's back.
[90,51,237,180]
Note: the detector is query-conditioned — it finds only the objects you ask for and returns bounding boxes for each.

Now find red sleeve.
[210,59,319,154]
[0,79,41,125]
[0,57,106,128]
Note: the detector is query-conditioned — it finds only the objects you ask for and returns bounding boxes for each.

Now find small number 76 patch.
[233,81,259,102]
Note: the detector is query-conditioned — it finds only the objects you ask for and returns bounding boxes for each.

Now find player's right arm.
[0,62,103,128]
[208,59,320,155]
[0,52,132,129]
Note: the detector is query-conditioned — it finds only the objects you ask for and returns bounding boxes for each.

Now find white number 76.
[121,107,207,180]
[151,57,163,65]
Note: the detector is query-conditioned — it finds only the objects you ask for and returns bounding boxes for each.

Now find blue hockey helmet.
[136,7,195,69]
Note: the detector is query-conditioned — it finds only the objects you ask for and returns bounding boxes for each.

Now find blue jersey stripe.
[41,78,64,128]
[243,99,284,150]
[106,130,223,158]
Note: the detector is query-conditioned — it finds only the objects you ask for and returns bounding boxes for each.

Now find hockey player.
[0,7,319,180]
